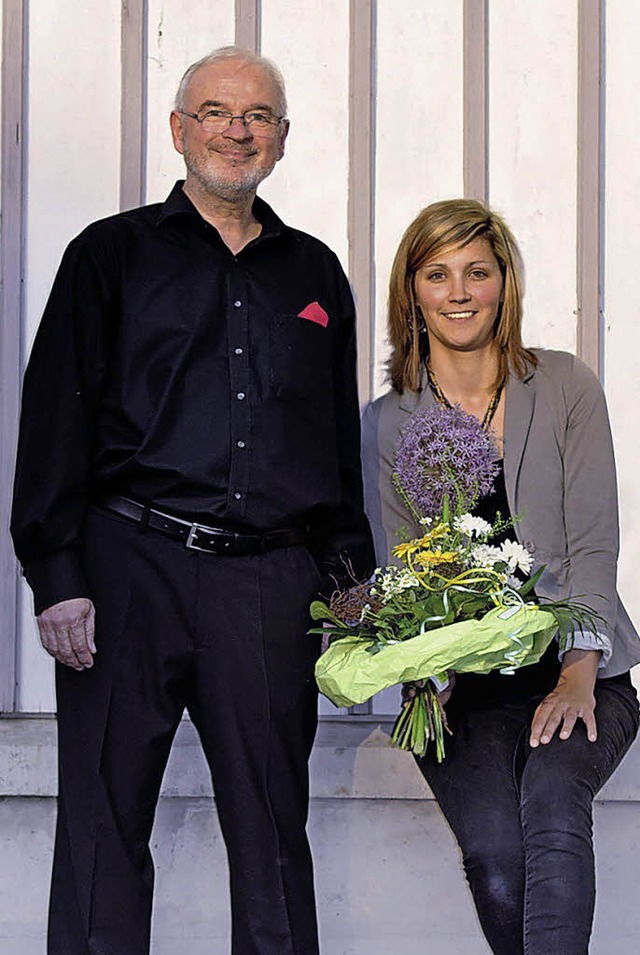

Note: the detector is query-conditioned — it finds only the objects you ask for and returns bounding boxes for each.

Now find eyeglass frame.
[176,108,285,135]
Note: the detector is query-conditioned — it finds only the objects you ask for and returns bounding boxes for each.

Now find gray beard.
[183,146,276,201]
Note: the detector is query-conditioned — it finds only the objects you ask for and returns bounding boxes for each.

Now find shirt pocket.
[269,313,333,402]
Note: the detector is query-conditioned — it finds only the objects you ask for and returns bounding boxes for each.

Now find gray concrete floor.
[2,794,640,954]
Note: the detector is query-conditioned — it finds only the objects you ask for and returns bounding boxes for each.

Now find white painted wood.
[9,0,640,712]
[145,0,235,204]
[603,0,640,674]
[0,0,24,712]
[17,0,122,711]
[373,0,465,396]
[488,0,578,354]
[260,0,350,269]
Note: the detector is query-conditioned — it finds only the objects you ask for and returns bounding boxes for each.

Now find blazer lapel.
[398,370,436,416]
[503,369,536,513]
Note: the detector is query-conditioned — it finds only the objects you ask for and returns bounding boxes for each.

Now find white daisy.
[470,544,504,569]
[500,539,534,574]
[454,513,493,538]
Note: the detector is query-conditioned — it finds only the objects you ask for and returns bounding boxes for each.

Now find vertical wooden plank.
[236,0,261,53]
[576,0,604,377]
[463,0,488,201]
[348,0,376,407]
[348,0,375,715]
[0,0,25,712]
[120,0,148,210]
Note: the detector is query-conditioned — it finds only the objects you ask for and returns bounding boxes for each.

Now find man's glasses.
[177,108,284,137]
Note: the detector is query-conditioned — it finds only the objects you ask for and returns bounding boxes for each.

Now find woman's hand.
[438,671,456,707]
[529,649,600,747]
[402,672,456,707]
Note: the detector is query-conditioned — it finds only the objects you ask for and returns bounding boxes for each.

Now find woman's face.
[413,237,504,357]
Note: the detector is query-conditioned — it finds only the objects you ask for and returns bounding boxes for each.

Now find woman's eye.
[470,270,488,279]
[427,271,446,281]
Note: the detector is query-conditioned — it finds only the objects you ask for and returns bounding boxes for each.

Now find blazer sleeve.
[560,356,620,643]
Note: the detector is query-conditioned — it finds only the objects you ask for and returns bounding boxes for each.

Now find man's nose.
[222,116,253,140]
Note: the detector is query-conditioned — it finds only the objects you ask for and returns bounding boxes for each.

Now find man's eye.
[247,111,272,125]
[202,109,228,120]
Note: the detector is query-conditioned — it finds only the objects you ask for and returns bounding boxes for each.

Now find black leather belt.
[98,495,310,556]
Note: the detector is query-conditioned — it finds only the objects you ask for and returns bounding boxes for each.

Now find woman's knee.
[462,839,524,910]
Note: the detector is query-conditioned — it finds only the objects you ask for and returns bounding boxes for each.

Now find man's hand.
[529,649,600,747]
[36,598,96,670]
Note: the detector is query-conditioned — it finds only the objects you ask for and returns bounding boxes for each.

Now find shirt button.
[237,392,245,400]
[237,440,246,448]
[234,347,243,355]
[234,492,242,500]
[234,300,242,308]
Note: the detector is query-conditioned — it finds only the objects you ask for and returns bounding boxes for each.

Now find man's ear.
[277,119,290,161]
[170,111,185,155]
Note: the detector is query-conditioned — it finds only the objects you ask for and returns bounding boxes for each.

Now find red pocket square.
[298,301,329,327]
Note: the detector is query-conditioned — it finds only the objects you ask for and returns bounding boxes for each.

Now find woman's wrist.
[558,648,600,688]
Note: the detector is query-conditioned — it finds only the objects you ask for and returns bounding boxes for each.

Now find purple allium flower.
[394,404,499,518]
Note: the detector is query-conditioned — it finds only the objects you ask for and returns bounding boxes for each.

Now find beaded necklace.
[425,362,504,431]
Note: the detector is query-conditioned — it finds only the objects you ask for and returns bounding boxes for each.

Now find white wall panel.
[145,0,235,204]
[374,0,465,396]
[489,0,578,353]
[604,0,640,647]
[9,0,640,711]
[260,0,350,269]
[18,0,122,712]
[25,0,121,348]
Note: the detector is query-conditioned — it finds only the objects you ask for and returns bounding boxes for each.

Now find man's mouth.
[211,146,258,160]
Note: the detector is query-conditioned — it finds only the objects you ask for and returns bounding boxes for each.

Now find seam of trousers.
[513,722,529,955]
[257,555,295,954]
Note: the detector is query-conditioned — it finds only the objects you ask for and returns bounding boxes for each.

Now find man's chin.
[188,163,276,202]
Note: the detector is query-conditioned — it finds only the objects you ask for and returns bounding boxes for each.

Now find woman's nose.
[449,277,471,302]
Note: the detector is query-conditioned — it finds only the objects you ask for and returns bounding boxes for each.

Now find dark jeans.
[49,507,322,955]
[417,670,639,955]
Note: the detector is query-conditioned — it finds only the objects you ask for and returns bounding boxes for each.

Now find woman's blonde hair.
[387,198,537,393]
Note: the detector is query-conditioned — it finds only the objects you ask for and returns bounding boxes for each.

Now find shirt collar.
[156,180,288,241]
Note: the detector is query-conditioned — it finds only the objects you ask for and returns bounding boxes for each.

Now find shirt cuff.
[23,548,91,616]
[557,630,613,668]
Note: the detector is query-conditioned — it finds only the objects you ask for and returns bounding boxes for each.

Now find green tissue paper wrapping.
[315,605,558,709]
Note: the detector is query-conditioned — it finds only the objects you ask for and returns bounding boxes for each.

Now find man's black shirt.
[11,182,374,612]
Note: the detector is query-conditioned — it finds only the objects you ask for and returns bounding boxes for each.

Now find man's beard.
[182,143,276,201]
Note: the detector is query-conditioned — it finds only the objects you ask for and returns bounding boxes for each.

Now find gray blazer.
[361,349,640,679]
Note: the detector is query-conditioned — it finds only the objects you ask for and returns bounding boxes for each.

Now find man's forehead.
[185,59,279,107]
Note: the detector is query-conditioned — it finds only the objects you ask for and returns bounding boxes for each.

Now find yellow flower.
[414,550,459,567]
[392,535,432,561]
[426,522,450,541]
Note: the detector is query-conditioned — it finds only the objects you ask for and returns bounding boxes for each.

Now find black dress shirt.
[11,182,374,613]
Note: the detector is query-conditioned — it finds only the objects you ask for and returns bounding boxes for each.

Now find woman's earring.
[416,306,427,334]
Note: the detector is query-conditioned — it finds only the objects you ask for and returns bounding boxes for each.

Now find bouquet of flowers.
[311,404,602,761]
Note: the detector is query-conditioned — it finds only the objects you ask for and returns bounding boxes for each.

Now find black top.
[11,182,374,613]
[454,461,560,707]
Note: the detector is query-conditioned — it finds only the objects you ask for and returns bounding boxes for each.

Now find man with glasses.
[12,46,373,954]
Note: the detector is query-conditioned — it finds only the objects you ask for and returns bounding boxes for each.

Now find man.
[11,46,373,954]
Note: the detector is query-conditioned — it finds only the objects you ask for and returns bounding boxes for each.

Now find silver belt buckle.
[186,523,214,552]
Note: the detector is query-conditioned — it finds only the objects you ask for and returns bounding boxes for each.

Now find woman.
[361,199,640,955]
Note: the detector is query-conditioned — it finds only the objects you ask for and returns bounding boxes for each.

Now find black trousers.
[417,671,639,955]
[48,507,322,955]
